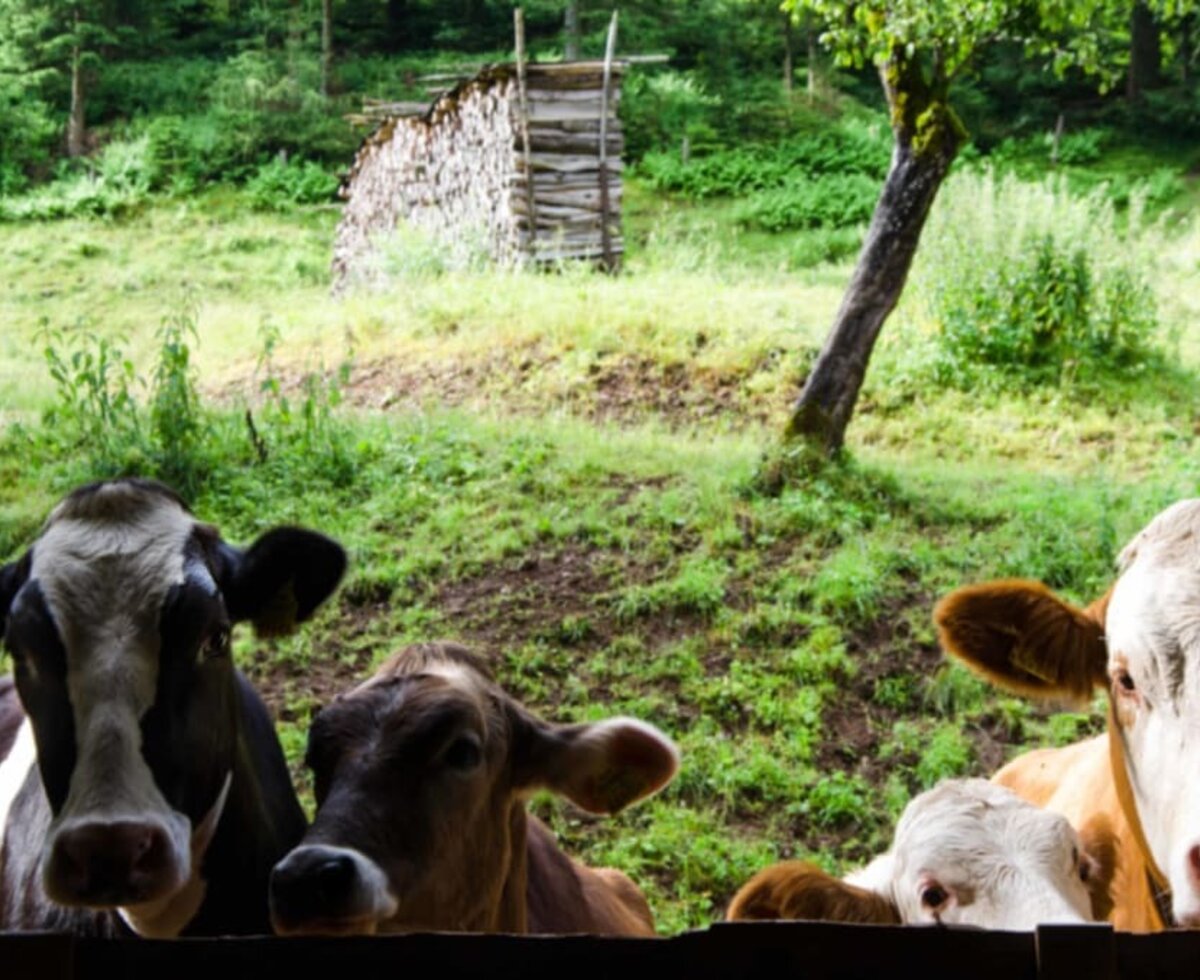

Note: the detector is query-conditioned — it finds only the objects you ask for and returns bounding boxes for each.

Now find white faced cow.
[728,779,1115,929]
[269,641,680,936]
[936,498,1200,931]
[0,479,346,936]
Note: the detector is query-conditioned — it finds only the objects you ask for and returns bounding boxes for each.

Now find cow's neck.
[1108,701,1174,929]
[492,803,529,932]
[147,672,304,937]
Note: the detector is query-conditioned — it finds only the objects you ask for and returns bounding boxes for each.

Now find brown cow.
[935,498,1200,931]
[728,779,1115,928]
[269,641,679,936]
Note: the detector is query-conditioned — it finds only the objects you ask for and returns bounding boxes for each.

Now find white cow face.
[728,779,1112,928]
[1104,500,1200,925]
[877,780,1097,928]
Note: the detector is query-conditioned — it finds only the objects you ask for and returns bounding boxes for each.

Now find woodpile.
[332,60,625,292]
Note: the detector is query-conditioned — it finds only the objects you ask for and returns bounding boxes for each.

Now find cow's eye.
[1114,669,1136,695]
[203,628,231,660]
[920,884,949,910]
[443,734,482,771]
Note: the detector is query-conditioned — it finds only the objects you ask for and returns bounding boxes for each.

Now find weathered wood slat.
[512,191,624,215]
[511,168,621,187]
[525,87,621,104]
[525,154,625,173]
[525,74,622,92]
[521,225,621,243]
[527,119,623,135]
[526,100,619,122]
[526,61,627,75]
[526,133,623,154]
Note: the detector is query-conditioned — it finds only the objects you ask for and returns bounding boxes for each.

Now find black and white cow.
[0,478,346,936]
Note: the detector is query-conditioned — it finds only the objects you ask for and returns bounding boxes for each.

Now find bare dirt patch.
[213,347,799,431]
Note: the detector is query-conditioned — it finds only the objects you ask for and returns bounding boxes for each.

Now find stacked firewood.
[332,72,520,292]
[332,61,625,292]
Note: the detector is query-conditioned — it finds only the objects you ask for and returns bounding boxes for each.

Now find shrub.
[908,169,1164,387]
[735,173,878,232]
[245,158,339,210]
[1053,127,1106,165]
[636,125,888,200]
[0,136,159,221]
[788,227,863,268]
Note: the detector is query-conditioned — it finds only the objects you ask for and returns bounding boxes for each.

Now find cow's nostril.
[1188,845,1200,878]
[49,821,178,905]
[316,855,356,897]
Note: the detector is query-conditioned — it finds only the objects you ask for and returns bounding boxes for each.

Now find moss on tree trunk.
[785,48,962,453]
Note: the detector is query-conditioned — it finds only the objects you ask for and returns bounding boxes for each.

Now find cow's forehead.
[894,781,1074,867]
[1118,499,1200,573]
[30,488,198,636]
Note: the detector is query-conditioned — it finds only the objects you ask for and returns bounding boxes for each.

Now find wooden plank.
[524,154,624,173]
[513,191,623,215]
[513,8,538,236]
[527,100,619,122]
[522,227,621,246]
[528,118,622,134]
[598,10,619,271]
[512,166,621,184]
[527,133,623,154]
[526,60,627,75]
[525,87,621,103]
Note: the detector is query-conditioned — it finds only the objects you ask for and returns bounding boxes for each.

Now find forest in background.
[4,0,1200,214]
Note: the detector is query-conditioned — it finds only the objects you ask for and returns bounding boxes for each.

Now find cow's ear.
[220,528,347,637]
[934,579,1109,702]
[0,552,31,638]
[1078,814,1118,923]
[513,712,679,815]
[727,861,900,924]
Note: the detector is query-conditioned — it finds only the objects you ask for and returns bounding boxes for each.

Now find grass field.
[2,169,1200,934]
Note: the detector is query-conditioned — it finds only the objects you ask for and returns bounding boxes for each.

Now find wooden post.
[598,11,619,272]
[514,8,538,260]
[1050,113,1064,166]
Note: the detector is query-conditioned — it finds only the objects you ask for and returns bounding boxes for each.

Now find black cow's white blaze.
[32,489,198,907]
[0,478,347,936]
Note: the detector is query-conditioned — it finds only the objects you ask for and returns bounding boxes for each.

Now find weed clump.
[903,169,1167,390]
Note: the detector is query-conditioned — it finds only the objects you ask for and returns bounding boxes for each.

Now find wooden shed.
[332,58,624,291]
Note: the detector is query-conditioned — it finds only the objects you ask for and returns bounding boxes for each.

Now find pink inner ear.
[607,723,678,790]
[567,720,680,815]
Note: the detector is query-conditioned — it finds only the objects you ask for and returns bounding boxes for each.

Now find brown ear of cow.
[515,715,680,816]
[726,862,900,925]
[933,579,1110,703]
[1078,814,1119,923]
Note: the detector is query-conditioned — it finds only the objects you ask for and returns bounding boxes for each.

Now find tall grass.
[887,168,1172,389]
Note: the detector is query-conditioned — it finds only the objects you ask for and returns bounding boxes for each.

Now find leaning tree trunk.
[564,1,581,60]
[1128,1,1161,101]
[782,13,794,94]
[321,0,334,97]
[785,51,961,452]
[67,41,86,158]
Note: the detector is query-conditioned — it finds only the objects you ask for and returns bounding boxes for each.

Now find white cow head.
[728,779,1112,929]
[936,499,1200,925]
[852,780,1106,927]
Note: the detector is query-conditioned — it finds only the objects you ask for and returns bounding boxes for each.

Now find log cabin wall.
[331,61,624,292]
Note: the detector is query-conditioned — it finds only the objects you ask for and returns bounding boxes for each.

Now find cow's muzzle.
[43,815,188,907]
[269,844,397,936]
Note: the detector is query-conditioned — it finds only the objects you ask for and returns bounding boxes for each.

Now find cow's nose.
[271,848,360,925]
[1188,845,1200,882]
[48,820,178,906]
